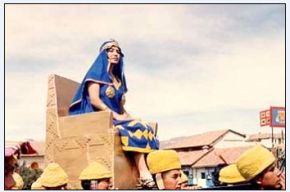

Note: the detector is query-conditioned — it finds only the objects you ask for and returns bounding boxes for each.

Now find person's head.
[219,145,282,189]
[30,162,39,170]
[180,171,189,189]
[40,163,69,190]
[237,145,282,189]
[99,39,123,65]
[147,150,182,190]
[253,163,282,189]
[79,162,112,190]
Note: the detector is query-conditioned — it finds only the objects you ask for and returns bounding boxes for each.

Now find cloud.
[5,4,285,141]
[125,35,285,115]
[5,71,47,140]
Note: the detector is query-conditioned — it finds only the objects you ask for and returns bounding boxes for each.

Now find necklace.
[112,75,121,89]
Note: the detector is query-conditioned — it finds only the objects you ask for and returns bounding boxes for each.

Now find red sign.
[260,107,285,128]
[260,109,271,126]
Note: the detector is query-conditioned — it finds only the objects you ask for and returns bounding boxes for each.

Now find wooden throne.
[45,74,157,189]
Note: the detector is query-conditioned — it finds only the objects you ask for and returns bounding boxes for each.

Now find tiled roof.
[28,140,45,155]
[246,133,283,141]
[5,140,45,156]
[160,129,245,149]
[192,146,254,168]
[178,149,212,166]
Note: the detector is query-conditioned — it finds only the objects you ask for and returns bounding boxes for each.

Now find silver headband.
[99,39,123,56]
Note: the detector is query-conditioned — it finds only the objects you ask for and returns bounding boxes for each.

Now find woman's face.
[107,46,121,65]
[162,169,181,190]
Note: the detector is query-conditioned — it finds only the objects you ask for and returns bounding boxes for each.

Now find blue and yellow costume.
[69,40,159,153]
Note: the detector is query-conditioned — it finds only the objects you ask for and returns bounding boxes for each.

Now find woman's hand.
[123,112,132,119]
[113,112,131,121]
[112,110,138,121]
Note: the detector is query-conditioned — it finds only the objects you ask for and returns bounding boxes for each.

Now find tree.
[19,161,43,189]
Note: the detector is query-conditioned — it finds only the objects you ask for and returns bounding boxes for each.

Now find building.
[246,132,285,148]
[160,129,254,188]
[5,140,45,169]
[191,146,252,187]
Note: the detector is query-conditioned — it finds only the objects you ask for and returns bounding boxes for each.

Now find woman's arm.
[120,95,132,119]
[87,82,109,110]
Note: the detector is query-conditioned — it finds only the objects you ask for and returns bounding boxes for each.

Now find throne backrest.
[53,74,80,117]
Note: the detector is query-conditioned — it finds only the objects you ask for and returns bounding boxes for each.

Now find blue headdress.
[69,40,127,115]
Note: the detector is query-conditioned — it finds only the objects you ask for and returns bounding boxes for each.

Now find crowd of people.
[5,144,285,190]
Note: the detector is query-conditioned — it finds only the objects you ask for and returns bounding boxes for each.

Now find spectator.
[79,162,112,190]
[40,163,69,190]
[219,145,285,190]
[147,150,182,190]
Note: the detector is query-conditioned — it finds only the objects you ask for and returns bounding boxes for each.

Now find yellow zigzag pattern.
[117,120,154,147]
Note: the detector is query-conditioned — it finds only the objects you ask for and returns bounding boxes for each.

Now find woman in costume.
[69,39,159,188]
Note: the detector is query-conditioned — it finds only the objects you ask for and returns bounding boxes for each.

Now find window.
[201,172,206,179]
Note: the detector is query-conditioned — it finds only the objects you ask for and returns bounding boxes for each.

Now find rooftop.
[160,129,245,150]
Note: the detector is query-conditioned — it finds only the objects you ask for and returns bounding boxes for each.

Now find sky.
[5,4,285,141]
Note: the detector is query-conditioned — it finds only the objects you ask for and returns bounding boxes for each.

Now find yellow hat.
[147,150,181,174]
[40,163,69,187]
[79,162,112,180]
[180,171,188,183]
[219,164,246,183]
[31,177,44,190]
[236,145,275,181]
[11,172,24,189]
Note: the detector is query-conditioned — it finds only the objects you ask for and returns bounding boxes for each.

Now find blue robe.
[69,50,159,153]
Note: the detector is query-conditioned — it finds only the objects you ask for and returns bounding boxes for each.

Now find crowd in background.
[4,144,285,190]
